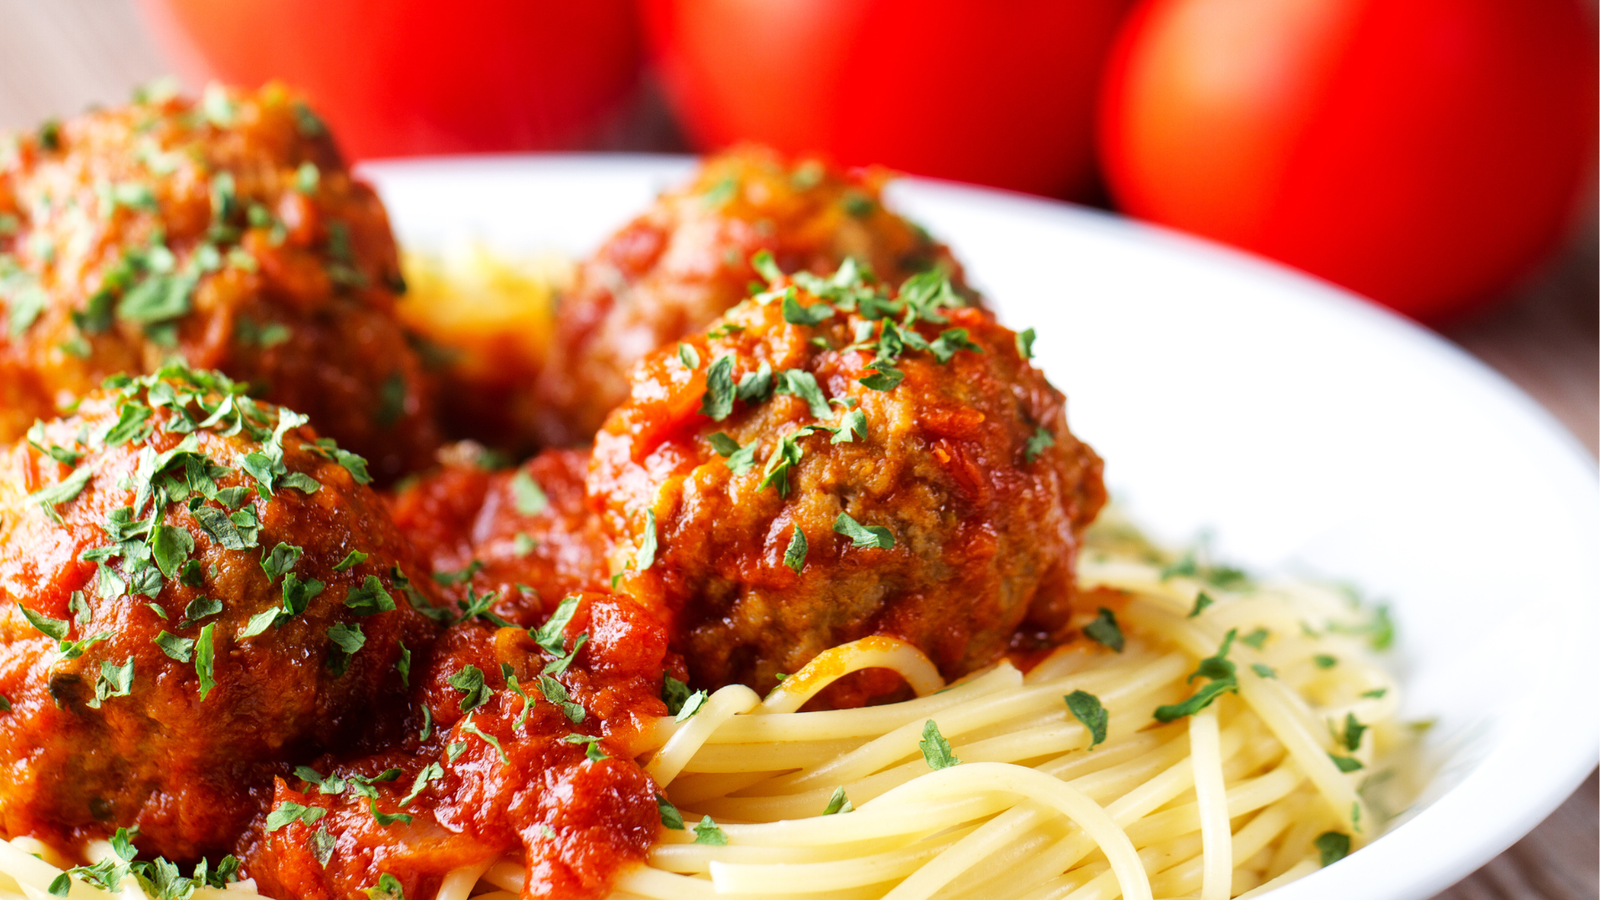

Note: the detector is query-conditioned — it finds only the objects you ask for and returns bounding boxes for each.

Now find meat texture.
[591,265,1105,697]
[0,83,440,480]
[0,366,442,860]
[518,146,973,449]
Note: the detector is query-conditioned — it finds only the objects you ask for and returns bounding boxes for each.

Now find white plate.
[360,154,1599,900]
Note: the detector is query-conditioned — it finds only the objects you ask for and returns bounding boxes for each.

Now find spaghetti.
[0,525,1409,900]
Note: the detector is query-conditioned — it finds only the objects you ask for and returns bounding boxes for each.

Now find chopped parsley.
[1188,591,1214,618]
[195,623,217,698]
[662,675,692,715]
[1082,607,1125,653]
[1016,327,1036,359]
[265,801,326,832]
[656,794,685,830]
[153,630,195,662]
[822,787,854,815]
[674,689,708,723]
[344,575,397,615]
[708,431,757,474]
[636,509,658,570]
[919,720,960,770]
[783,525,808,573]
[833,512,894,550]
[1024,426,1055,463]
[562,732,609,762]
[1342,713,1367,752]
[1329,753,1363,773]
[1153,629,1240,723]
[699,355,736,420]
[510,470,548,516]
[1315,831,1351,866]
[692,815,728,845]
[449,664,489,712]
[537,673,586,724]
[326,622,365,676]
[1064,690,1109,750]
[460,718,509,766]
[677,343,700,370]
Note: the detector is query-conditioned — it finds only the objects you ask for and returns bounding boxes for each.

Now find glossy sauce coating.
[521,146,974,449]
[237,592,674,900]
[0,85,440,480]
[387,447,613,627]
[592,275,1105,697]
[0,369,441,861]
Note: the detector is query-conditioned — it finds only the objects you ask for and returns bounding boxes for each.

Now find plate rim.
[360,152,1600,899]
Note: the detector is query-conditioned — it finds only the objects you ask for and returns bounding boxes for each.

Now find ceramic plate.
[360,154,1599,900]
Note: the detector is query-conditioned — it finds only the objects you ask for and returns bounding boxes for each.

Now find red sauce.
[236,592,680,900]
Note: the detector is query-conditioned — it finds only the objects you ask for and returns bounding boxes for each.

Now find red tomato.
[136,0,642,160]
[1099,0,1598,322]
[641,0,1133,199]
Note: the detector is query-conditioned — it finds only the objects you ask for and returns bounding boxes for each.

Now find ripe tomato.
[641,0,1133,199]
[1099,0,1597,322]
[136,0,642,160]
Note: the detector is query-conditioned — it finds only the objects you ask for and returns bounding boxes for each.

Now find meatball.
[0,84,440,480]
[511,147,973,449]
[0,365,443,860]
[387,446,612,626]
[592,267,1105,695]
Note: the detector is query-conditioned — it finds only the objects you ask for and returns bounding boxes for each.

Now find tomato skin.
[136,0,642,161]
[1100,0,1598,322]
[641,0,1133,198]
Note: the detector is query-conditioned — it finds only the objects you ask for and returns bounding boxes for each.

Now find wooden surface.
[0,3,1594,897]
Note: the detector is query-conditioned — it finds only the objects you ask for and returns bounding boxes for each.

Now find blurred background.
[0,1,1592,895]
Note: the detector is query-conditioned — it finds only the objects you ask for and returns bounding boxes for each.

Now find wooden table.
[0,3,1594,897]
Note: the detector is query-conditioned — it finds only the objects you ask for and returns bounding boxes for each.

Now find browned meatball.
[0,366,443,860]
[0,84,440,480]
[591,266,1105,696]
[387,446,612,626]
[498,147,973,450]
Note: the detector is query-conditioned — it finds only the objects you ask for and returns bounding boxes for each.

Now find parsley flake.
[783,525,808,573]
[154,630,195,662]
[657,794,684,830]
[919,719,960,770]
[1082,607,1125,652]
[195,623,217,698]
[265,801,326,833]
[1315,831,1351,866]
[1024,426,1055,463]
[532,596,579,656]
[510,470,548,517]
[344,575,396,615]
[1016,327,1036,359]
[636,509,658,570]
[449,664,490,712]
[1343,713,1368,752]
[692,815,728,845]
[326,622,365,676]
[1064,690,1109,749]
[822,786,854,815]
[833,512,894,550]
